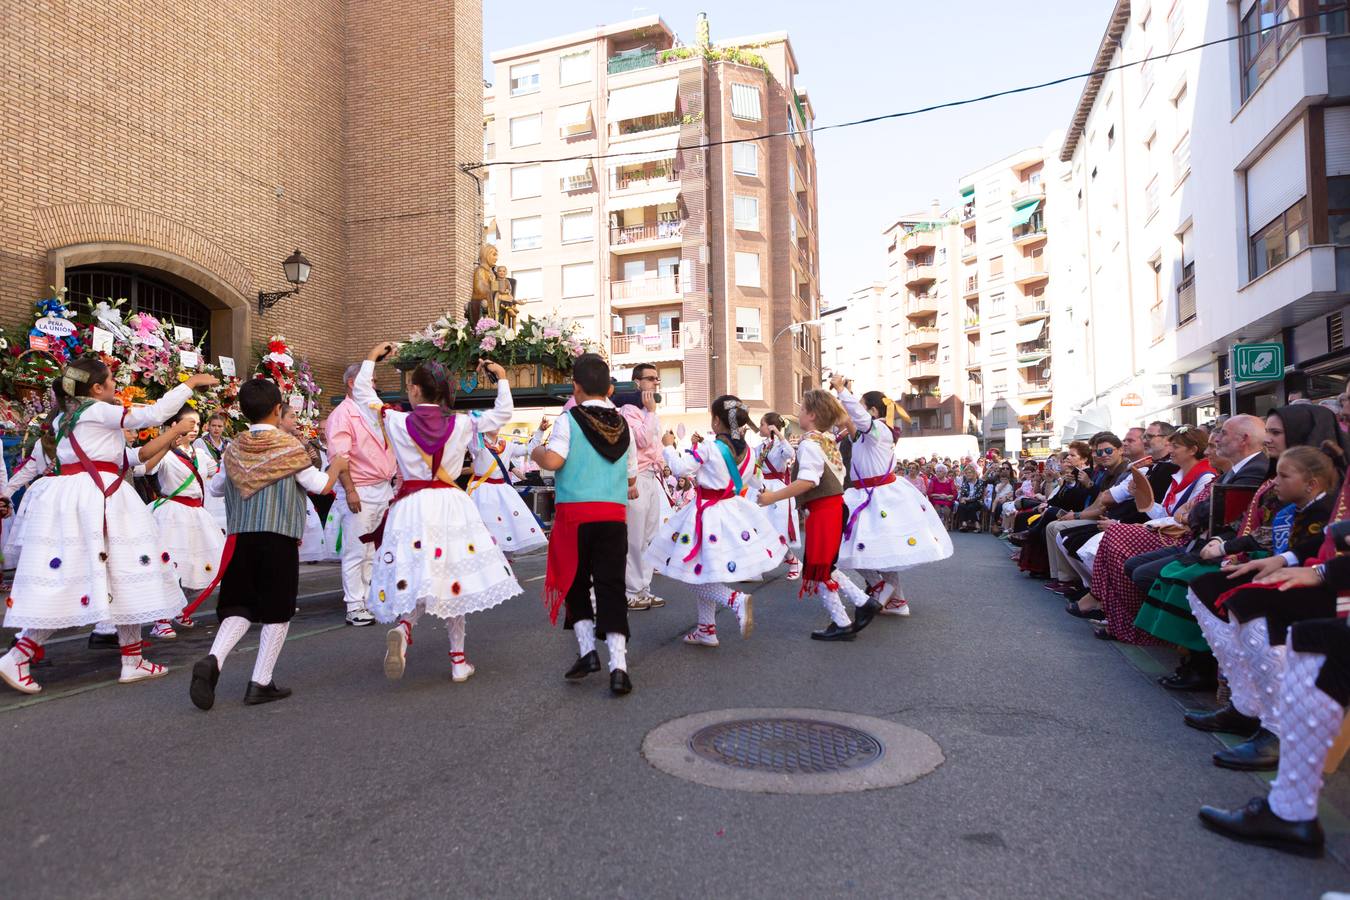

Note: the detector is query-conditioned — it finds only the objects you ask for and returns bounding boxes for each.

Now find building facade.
[484,14,821,420]
[1,0,483,393]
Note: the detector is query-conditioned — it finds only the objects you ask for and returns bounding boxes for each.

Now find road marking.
[525,575,545,583]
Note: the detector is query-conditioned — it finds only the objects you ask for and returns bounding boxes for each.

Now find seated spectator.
[905,463,928,495]
[1016,442,1094,577]
[954,465,984,532]
[988,466,1014,536]
[927,463,956,527]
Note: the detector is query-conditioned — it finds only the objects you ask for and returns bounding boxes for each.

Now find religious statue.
[468,243,500,326]
[494,266,518,330]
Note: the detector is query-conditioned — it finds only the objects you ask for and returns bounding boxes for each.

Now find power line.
[463,6,1347,172]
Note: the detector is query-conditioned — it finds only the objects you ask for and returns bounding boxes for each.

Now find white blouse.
[469,438,528,479]
[794,437,827,486]
[664,439,754,491]
[837,389,894,482]
[52,384,192,467]
[149,444,217,499]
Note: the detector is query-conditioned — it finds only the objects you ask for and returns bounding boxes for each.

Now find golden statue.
[494,265,518,330]
[469,243,499,325]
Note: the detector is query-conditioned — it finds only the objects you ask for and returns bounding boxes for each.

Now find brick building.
[1,0,483,393]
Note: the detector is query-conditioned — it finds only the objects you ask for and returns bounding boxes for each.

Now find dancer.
[278,405,338,564]
[188,377,347,709]
[757,389,869,641]
[0,359,216,694]
[356,345,523,684]
[832,375,953,620]
[533,353,637,694]
[193,411,230,532]
[621,363,667,611]
[466,424,547,558]
[751,413,803,580]
[651,396,783,648]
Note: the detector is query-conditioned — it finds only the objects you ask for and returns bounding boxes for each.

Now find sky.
[484,0,1116,306]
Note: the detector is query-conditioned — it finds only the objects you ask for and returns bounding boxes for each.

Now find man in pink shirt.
[326,363,398,626]
[620,363,667,611]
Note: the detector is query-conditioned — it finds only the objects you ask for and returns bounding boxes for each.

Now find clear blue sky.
[484,1,1115,305]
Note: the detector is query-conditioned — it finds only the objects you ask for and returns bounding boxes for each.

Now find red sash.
[1162,460,1214,513]
[760,462,797,541]
[361,479,457,549]
[544,501,627,624]
[844,471,896,539]
[800,494,845,593]
[684,484,735,563]
[167,496,204,508]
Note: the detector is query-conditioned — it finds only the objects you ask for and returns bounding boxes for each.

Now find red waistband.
[60,461,124,477]
[695,485,736,502]
[852,472,897,490]
[554,501,627,521]
[483,477,507,485]
[804,493,845,511]
[167,496,204,508]
[393,479,457,502]
[763,471,789,482]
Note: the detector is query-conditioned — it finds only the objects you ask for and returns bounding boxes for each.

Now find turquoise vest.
[555,409,629,505]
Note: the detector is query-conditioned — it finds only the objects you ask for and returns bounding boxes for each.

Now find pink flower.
[475,317,500,334]
[542,327,561,339]
[479,336,497,352]
[431,335,446,349]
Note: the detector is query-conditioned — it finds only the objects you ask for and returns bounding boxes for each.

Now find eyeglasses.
[637,376,661,384]
[1093,448,1116,456]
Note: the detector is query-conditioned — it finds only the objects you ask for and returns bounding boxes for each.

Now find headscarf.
[1271,403,1350,460]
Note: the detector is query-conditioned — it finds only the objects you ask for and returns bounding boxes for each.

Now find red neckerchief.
[1162,459,1214,513]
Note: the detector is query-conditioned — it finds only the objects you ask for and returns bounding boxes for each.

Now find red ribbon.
[761,465,797,541]
[684,485,735,563]
[360,479,457,549]
[543,501,627,624]
[181,534,237,618]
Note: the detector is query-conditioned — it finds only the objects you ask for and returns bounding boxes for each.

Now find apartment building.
[1058,0,1350,434]
[484,14,821,422]
[821,282,886,391]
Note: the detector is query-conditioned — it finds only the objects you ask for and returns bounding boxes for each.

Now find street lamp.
[771,315,828,347]
[257,249,313,315]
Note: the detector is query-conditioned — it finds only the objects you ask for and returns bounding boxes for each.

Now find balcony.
[1018,379,1052,397]
[903,230,936,257]
[905,294,939,317]
[962,276,979,299]
[611,330,682,362]
[1012,218,1048,246]
[1015,297,1050,321]
[1017,340,1051,365]
[1013,255,1050,285]
[607,49,659,75]
[905,326,939,350]
[960,200,976,223]
[963,316,980,333]
[1021,416,1054,436]
[908,360,939,381]
[960,240,978,262]
[904,263,936,288]
[964,357,982,371]
[609,275,681,308]
[613,166,678,194]
[1011,181,1046,207]
[609,219,684,253]
[901,391,942,411]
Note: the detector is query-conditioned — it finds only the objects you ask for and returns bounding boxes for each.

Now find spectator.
[904,463,928,494]
[927,463,956,528]
[1016,442,1094,578]
[954,464,984,532]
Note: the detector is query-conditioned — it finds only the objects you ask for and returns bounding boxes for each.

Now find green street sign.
[1232,342,1285,382]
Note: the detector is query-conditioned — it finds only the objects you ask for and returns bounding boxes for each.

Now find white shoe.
[682,625,720,647]
[173,614,197,628]
[0,646,41,694]
[881,599,911,617]
[384,625,409,681]
[785,560,801,580]
[450,652,475,682]
[346,610,376,627]
[733,593,754,639]
[119,658,169,684]
[149,620,177,639]
[626,594,652,611]
[643,592,666,609]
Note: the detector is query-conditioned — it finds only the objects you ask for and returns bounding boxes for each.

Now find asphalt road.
[3,536,1349,898]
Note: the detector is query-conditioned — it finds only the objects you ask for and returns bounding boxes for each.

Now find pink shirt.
[326,395,397,487]
[619,404,662,475]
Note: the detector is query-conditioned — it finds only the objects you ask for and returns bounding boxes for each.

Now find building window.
[1329,175,1350,244]
[989,255,1004,278]
[1107,125,1115,149]
[509,62,540,96]
[514,268,542,301]
[990,291,1006,314]
[558,102,593,138]
[1149,257,1166,344]
[1251,200,1309,277]
[511,216,542,251]
[1173,132,1190,183]
[1238,1,1346,101]
[64,269,213,359]
[733,142,759,176]
[735,307,762,342]
[510,165,541,200]
[562,262,595,298]
[730,83,762,121]
[990,329,1006,355]
[559,50,591,86]
[1140,51,1155,98]
[737,364,764,400]
[1178,228,1196,324]
[510,113,541,147]
[734,251,761,288]
[1145,176,1160,219]
[1167,1,1185,46]
[733,195,760,231]
[561,209,594,244]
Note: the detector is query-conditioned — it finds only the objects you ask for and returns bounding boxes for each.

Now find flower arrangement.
[253,334,322,432]
[395,313,600,382]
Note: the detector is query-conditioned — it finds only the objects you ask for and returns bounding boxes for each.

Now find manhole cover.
[688,718,883,774]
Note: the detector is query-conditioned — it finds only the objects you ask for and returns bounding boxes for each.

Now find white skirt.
[470,482,547,554]
[203,490,228,533]
[2,476,52,571]
[6,474,186,629]
[646,494,786,584]
[837,477,953,572]
[367,488,522,622]
[299,498,332,562]
[152,498,227,590]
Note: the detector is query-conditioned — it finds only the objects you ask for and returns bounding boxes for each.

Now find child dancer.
[355,345,523,684]
[757,390,870,641]
[752,412,802,580]
[832,375,953,620]
[0,359,216,694]
[188,378,346,709]
[193,411,230,532]
[278,406,337,564]
[533,354,637,694]
[649,396,784,648]
[466,426,547,557]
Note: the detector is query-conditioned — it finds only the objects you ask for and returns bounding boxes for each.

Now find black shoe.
[1008,531,1029,547]
[610,669,632,695]
[243,681,292,705]
[1198,797,1324,857]
[1158,668,1219,692]
[811,622,856,642]
[1184,703,1261,736]
[852,598,883,634]
[565,650,601,680]
[1213,728,1280,771]
[189,655,220,711]
[88,631,120,650]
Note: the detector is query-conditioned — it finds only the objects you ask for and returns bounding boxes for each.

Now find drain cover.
[688,718,883,774]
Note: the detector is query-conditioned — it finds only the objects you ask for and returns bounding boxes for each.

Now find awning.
[1015,397,1052,417]
[959,184,974,198]
[606,132,680,168]
[1015,320,1046,343]
[559,157,594,180]
[1010,198,1043,227]
[610,186,680,213]
[557,102,593,130]
[607,79,679,122]
[1017,352,1051,366]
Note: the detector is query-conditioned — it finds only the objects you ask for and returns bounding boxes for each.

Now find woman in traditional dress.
[749,412,802,579]
[465,426,547,558]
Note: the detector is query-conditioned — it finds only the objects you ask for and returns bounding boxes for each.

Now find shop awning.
[606,132,681,168]
[610,186,680,213]
[557,102,593,130]
[607,79,679,122]
[1010,198,1042,227]
[1015,320,1046,343]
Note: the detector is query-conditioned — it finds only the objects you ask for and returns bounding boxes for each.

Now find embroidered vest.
[223,474,307,539]
[794,434,846,505]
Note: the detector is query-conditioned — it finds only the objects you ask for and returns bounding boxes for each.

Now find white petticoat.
[2,477,52,571]
[762,494,802,552]
[5,475,186,629]
[203,490,228,533]
[469,482,547,554]
[367,488,522,622]
[299,499,337,562]
[646,494,786,584]
[152,499,227,590]
[837,477,953,571]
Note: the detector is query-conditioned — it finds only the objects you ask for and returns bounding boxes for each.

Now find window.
[1145,176,1160,219]
[562,262,595,297]
[1178,227,1196,324]
[730,83,762,121]
[510,113,541,147]
[1173,132,1191,183]
[989,255,1004,278]
[737,365,764,400]
[558,102,593,137]
[990,329,1007,355]
[733,195,760,230]
[1140,51,1155,98]
[658,256,680,278]
[990,291,1006,314]
[1251,200,1309,277]
[559,50,591,86]
[510,165,541,200]
[622,313,646,335]
[1329,175,1350,244]
[733,142,758,176]
[735,251,761,288]
[1237,0,1343,101]
[509,62,540,96]
[735,307,762,342]
[514,268,542,301]
[1107,125,1115,149]
[511,215,542,251]
[1172,82,1188,133]
[561,209,594,244]
[1167,1,1184,46]
[1247,122,1308,277]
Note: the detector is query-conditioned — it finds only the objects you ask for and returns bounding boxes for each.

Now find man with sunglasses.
[619,363,668,611]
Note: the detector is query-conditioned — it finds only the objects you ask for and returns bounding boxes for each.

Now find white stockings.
[207,616,289,685]
[1268,650,1345,823]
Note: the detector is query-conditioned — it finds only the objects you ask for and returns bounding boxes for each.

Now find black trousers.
[216,532,300,625]
[562,520,630,640]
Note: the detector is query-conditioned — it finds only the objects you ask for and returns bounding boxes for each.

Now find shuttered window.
[730,83,762,121]
[1246,122,1307,233]
[1326,107,1350,176]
